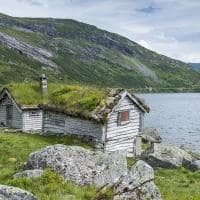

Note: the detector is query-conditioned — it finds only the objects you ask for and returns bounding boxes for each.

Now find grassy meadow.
[0,130,199,200]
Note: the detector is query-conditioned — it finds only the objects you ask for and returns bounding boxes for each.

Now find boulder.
[130,160,154,184]
[13,169,44,179]
[102,160,162,200]
[0,185,37,200]
[187,160,200,171]
[141,128,162,143]
[24,144,127,187]
[142,143,193,168]
[113,182,162,200]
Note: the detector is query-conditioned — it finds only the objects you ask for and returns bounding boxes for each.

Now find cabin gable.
[0,90,22,129]
[105,94,143,156]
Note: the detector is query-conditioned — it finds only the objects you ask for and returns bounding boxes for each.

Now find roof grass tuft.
[4,83,107,114]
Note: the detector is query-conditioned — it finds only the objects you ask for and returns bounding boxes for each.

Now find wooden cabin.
[0,77,149,157]
[0,88,43,131]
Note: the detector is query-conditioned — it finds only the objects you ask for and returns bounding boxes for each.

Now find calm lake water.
[138,93,200,152]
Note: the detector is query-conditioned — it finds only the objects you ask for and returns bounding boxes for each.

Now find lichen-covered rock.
[141,128,162,143]
[107,160,162,200]
[130,160,154,185]
[0,185,37,200]
[113,182,162,200]
[142,143,193,168]
[24,144,127,187]
[187,160,200,171]
[13,169,44,179]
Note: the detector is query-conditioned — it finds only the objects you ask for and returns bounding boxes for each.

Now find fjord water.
[139,93,200,152]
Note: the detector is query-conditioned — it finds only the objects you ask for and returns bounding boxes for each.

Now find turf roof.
[1,83,149,123]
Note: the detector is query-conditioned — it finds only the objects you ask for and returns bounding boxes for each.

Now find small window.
[118,110,130,126]
[29,111,39,116]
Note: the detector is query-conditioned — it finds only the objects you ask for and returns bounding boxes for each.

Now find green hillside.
[0,13,200,91]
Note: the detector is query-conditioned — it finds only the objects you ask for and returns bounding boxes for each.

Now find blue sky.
[0,0,200,62]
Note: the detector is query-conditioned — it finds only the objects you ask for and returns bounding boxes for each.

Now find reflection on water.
[139,93,200,152]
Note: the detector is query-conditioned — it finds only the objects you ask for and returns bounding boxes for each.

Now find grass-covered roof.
[1,83,149,123]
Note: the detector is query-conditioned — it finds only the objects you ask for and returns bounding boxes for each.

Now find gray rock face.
[111,161,162,200]
[187,160,200,171]
[130,160,154,184]
[0,32,58,70]
[0,185,37,200]
[142,143,193,168]
[24,144,127,187]
[13,169,44,179]
[141,128,162,143]
[113,182,162,200]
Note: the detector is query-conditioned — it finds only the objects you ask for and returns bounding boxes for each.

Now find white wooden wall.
[0,94,22,129]
[43,111,103,140]
[105,95,142,156]
[22,110,43,132]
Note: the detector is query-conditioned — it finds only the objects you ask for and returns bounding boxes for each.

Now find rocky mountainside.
[0,13,200,90]
[189,63,200,72]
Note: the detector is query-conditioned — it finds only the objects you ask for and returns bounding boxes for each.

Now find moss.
[126,157,138,169]
[141,141,151,151]
[4,83,107,116]
[94,186,114,200]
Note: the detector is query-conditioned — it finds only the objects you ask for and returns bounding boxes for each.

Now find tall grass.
[0,130,97,199]
[5,83,107,114]
[155,168,200,200]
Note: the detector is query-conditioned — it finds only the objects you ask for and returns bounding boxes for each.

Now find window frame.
[29,111,39,117]
[118,110,130,126]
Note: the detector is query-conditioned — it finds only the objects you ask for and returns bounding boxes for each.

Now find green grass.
[141,141,151,151]
[0,27,47,47]
[7,169,97,200]
[0,130,90,184]
[127,157,200,200]
[0,130,199,200]
[0,130,99,200]
[155,168,200,200]
[3,83,107,118]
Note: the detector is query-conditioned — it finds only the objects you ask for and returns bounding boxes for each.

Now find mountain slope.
[189,63,200,72]
[0,13,200,90]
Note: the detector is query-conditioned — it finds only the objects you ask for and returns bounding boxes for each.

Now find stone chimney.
[40,74,47,95]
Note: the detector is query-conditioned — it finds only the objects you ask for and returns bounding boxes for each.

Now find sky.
[0,0,200,63]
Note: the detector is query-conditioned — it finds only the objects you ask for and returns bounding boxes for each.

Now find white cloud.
[138,40,153,50]
[0,0,199,62]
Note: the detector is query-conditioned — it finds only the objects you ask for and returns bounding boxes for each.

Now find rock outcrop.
[187,160,200,171]
[21,145,163,199]
[0,32,58,70]
[0,185,37,200]
[99,161,162,200]
[142,143,193,168]
[24,144,128,187]
[13,169,44,179]
[141,128,162,143]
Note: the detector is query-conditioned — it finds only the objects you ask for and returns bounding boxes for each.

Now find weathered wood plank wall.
[0,94,22,129]
[105,96,142,156]
[22,110,43,132]
[43,111,103,145]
